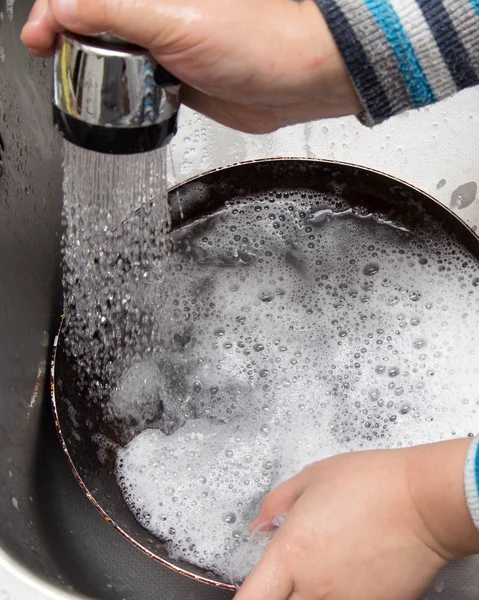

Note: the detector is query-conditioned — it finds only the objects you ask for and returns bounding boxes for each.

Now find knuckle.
[74,0,115,31]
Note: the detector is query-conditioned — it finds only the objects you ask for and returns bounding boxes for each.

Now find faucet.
[53,33,180,154]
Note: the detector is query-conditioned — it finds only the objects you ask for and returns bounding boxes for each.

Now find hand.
[21,0,361,133]
[236,438,479,600]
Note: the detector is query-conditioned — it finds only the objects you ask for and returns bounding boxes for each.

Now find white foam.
[111,196,479,582]
[110,360,164,425]
[117,418,277,574]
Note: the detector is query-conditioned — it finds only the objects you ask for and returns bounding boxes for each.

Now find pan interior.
[52,159,479,589]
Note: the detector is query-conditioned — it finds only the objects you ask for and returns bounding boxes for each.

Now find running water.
[61,141,170,393]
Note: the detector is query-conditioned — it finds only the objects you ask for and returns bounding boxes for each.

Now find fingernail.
[20,24,28,43]
[53,0,78,23]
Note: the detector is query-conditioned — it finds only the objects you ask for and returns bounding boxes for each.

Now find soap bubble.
[107,195,479,583]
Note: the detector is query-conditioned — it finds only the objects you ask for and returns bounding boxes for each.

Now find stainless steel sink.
[1,2,478,599]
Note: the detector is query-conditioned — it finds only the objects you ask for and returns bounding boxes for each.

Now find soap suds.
[110,195,479,584]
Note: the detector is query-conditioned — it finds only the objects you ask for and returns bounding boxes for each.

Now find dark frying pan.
[51,158,479,592]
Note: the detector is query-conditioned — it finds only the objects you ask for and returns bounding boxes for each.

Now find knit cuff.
[313,0,479,125]
[465,436,479,531]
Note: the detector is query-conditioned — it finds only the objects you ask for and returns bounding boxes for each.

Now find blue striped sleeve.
[313,0,479,125]
[465,436,479,531]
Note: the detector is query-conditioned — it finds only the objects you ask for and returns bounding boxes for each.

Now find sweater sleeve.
[313,0,479,125]
[465,436,479,531]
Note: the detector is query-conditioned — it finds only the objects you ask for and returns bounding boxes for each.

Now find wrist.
[407,438,479,561]
[268,0,361,122]
[298,0,361,117]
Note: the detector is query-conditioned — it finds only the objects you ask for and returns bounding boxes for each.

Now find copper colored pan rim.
[51,320,237,591]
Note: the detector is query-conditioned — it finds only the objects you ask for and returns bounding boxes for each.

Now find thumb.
[49,0,196,53]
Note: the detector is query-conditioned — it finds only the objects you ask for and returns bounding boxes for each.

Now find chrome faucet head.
[53,32,180,154]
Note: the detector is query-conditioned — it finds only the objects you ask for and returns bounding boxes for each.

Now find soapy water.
[109,195,479,585]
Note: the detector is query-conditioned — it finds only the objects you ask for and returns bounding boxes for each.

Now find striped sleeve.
[313,0,479,125]
[465,436,479,531]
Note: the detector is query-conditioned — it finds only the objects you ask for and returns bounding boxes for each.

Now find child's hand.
[236,439,479,600]
[21,0,361,133]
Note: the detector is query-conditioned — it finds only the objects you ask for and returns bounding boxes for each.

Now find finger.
[28,47,55,57]
[21,0,61,55]
[235,543,293,600]
[249,466,316,532]
[46,0,196,52]
[180,86,279,134]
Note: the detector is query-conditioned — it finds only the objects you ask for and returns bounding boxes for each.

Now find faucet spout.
[53,32,180,154]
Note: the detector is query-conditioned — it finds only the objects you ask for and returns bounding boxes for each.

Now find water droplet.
[259,291,275,302]
[363,263,379,276]
[260,424,271,436]
[413,339,426,349]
